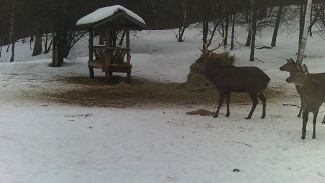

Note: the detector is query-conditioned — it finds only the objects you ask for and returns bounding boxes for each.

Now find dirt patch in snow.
[31,76,285,108]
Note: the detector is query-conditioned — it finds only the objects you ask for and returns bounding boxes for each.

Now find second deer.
[286,65,325,139]
[280,58,325,123]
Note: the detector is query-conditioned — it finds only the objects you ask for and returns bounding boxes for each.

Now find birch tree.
[297,0,312,66]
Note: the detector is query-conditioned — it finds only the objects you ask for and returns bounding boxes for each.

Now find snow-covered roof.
[76,5,146,28]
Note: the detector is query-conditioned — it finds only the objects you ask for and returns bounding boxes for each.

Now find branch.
[224,141,252,148]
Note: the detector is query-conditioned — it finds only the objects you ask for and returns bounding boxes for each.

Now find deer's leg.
[225,92,231,117]
[246,92,258,119]
[302,110,309,139]
[298,108,303,118]
[312,111,318,139]
[258,93,266,119]
[214,93,225,118]
[298,97,303,118]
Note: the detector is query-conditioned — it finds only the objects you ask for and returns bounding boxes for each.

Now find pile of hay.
[183,52,235,93]
[187,109,215,116]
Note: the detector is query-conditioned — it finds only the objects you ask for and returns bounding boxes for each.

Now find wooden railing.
[92,46,130,65]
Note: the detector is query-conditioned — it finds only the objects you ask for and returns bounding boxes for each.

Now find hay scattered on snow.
[187,109,215,116]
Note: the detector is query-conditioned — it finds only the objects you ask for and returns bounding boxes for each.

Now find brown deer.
[280,58,325,123]
[200,37,270,119]
[286,65,325,139]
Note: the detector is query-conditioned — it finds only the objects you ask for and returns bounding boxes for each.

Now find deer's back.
[204,64,270,92]
[310,73,325,83]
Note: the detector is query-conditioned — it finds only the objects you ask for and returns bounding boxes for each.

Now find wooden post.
[105,28,111,83]
[99,30,104,45]
[89,28,94,78]
[126,29,131,81]
[126,29,131,65]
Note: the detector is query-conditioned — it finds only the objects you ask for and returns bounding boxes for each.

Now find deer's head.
[286,64,309,85]
[280,58,302,73]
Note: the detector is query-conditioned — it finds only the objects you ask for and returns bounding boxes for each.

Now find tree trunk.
[32,31,42,56]
[10,41,15,62]
[246,10,252,46]
[224,0,229,47]
[52,35,60,67]
[45,39,52,54]
[43,32,48,53]
[30,34,34,49]
[230,14,236,50]
[6,43,10,53]
[51,34,64,67]
[150,0,158,29]
[249,0,257,61]
[202,21,209,52]
[7,1,15,54]
[177,0,187,42]
[297,0,313,66]
[271,5,283,47]
[308,4,323,36]
[299,1,306,51]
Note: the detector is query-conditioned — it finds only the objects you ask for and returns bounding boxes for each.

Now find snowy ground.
[1,25,325,183]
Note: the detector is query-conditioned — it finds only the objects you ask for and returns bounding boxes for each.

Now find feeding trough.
[76,5,147,83]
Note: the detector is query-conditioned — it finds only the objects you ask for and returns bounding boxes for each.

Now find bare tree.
[9,0,15,62]
[308,4,323,36]
[271,5,283,47]
[297,0,313,66]
[230,13,236,50]
[32,30,42,56]
[176,0,187,42]
[245,10,252,46]
[223,0,229,47]
[249,0,257,61]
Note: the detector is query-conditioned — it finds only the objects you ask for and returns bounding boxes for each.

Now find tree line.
[1,0,325,64]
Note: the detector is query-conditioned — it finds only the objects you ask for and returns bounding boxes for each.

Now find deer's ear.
[287,58,295,65]
[290,58,296,63]
[302,64,309,74]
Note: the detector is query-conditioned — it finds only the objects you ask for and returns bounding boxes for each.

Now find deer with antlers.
[200,36,270,119]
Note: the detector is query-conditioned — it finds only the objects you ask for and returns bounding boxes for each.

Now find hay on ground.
[187,109,215,116]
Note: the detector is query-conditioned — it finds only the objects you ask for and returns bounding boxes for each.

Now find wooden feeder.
[76,5,146,83]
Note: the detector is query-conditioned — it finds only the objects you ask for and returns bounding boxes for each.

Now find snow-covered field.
[1,25,325,183]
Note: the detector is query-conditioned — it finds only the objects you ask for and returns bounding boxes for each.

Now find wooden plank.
[88,61,102,68]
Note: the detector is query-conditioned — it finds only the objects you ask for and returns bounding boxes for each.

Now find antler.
[199,29,226,53]
[209,31,226,52]
[302,64,309,74]
[199,37,211,52]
